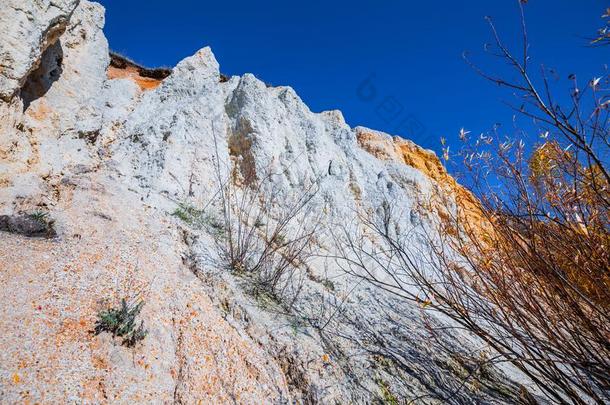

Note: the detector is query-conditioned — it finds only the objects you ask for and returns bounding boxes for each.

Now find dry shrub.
[209,125,321,309]
[216,169,321,309]
[337,2,609,403]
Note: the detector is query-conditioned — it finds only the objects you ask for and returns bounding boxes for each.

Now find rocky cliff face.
[0,2,527,403]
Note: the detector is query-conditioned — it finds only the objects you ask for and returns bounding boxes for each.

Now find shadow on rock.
[0,213,57,238]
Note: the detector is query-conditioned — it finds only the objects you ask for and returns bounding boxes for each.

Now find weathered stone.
[0,213,56,238]
[0,1,534,403]
[0,0,80,101]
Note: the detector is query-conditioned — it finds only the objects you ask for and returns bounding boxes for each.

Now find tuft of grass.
[94,299,147,348]
[29,210,48,223]
[252,287,280,310]
[288,316,306,336]
[375,377,399,405]
[172,202,225,236]
[172,202,202,226]
[321,279,336,291]
[203,213,226,237]
[274,233,287,245]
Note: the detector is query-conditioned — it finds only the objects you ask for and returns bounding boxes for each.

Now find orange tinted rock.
[356,127,488,235]
[107,65,163,91]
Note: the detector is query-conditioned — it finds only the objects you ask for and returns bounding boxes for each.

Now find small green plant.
[202,213,226,236]
[23,210,56,238]
[29,210,48,223]
[288,316,306,336]
[172,202,226,236]
[321,279,335,291]
[277,233,286,244]
[94,299,147,348]
[252,287,280,309]
[172,202,203,226]
[375,377,399,405]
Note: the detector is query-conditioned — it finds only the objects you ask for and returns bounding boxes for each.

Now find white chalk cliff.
[0,1,532,403]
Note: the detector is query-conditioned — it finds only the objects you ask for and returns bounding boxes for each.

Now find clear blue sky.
[97,0,607,159]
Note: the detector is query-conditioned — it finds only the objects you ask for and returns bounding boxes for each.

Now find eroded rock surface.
[0,0,80,101]
[0,1,532,403]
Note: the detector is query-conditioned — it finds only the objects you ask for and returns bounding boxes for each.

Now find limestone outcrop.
[0,2,532,403]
